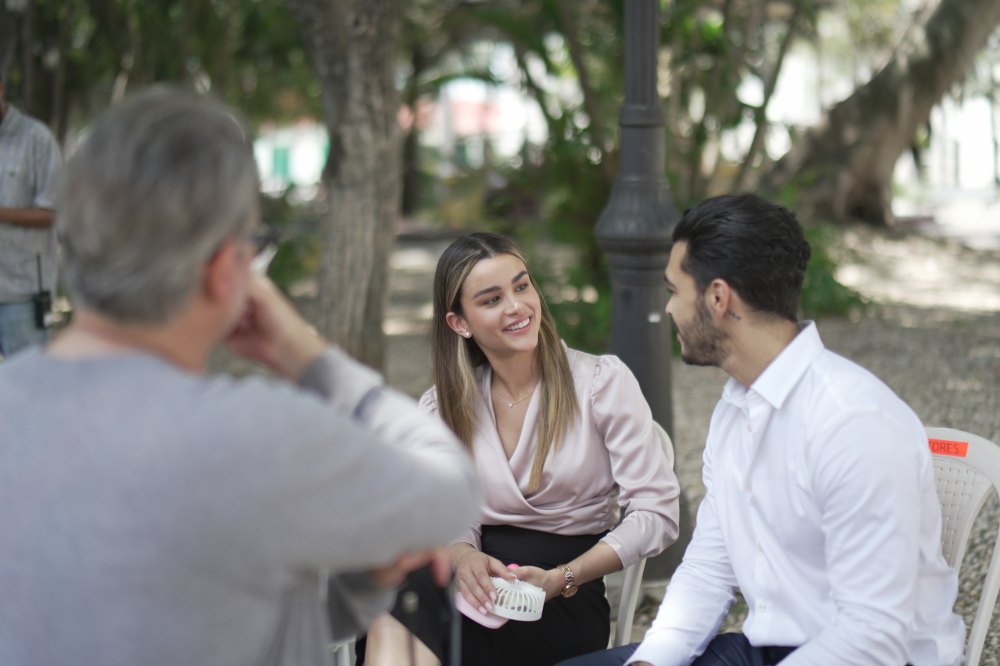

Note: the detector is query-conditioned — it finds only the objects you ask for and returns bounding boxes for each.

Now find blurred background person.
[0,74,61,359]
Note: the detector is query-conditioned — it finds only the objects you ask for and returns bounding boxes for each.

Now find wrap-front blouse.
[419,347,680,567]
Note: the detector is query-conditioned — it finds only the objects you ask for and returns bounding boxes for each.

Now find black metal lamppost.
[597,0,677,435]
[596,0,691,577]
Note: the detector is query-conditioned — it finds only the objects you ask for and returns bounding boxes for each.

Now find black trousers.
[356,525,610,666]
[554,634,796,666]
[555,632,919,666]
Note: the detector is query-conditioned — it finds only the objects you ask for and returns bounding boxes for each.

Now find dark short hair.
[672,193,811,321]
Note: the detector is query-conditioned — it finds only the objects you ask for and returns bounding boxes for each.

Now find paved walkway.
[381,225,1000,661]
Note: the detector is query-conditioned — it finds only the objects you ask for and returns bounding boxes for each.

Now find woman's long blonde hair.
[431,233,578,491]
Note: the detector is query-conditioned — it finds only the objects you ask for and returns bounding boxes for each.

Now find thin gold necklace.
[493,385,534,408]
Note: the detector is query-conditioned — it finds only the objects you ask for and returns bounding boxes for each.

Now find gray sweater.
[0,347,480,666]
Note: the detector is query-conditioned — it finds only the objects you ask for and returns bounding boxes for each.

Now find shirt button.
[758,602,768,613]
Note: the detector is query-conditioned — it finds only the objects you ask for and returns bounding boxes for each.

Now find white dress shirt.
[630,323,965,666]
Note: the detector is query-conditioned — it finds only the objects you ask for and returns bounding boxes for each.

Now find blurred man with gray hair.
[0,88,480,666]
[0,74,62,358]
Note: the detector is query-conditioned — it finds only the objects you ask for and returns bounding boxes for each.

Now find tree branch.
[553,0,614,179]
[733,0,803,191]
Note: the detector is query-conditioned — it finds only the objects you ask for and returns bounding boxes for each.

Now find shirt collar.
[722,321,825,409]
[0,104,22,135]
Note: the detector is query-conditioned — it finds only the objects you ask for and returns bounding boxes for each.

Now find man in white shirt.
[559,193,965,666]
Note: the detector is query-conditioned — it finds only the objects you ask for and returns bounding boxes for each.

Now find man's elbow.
[416,455,482,538]
[38,210,56,227]
[445,467,482,529]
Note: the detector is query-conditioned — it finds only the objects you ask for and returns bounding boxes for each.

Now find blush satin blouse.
[419,347,681,568]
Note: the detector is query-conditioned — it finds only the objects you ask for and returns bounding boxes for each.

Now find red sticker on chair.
[929,438,969,458]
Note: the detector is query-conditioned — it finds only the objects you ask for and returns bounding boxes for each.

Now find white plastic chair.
[330,638,352,666]
[927,427,1000,666]
[612,420,675,647]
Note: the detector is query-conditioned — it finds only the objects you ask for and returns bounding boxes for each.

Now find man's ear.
[704,278,732,319]
[445,311,470,338]
[202,239,243,305]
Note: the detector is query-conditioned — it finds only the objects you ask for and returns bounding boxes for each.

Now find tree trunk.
[400,43,425,217]
[285,0,400,370]
[686,0,737,203]
[50,7,70,142]
[763,0,1000,225]
[21,0,37,113]
[215,0,242,98]
[513,42,558,132]
[732,1,803,192]
[0,6,15,81]
[989,65,999,188]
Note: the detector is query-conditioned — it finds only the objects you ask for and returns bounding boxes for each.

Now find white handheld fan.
[487,577,545,621]
[454,576,545,628]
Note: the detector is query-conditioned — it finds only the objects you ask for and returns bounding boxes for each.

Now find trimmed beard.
[678,298,728,367]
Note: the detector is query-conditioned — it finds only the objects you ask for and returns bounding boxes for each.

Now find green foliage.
[259,192,321,293]
[474,129,615,353]
[5,0,319,138]
[434,169,493,230]
[800,225,867,318]
[772,186,867,318]
[531,254,613,355]
[458,126,615,353]
[837,0,908,65]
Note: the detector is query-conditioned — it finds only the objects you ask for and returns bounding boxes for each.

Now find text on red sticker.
[929,438,969,458]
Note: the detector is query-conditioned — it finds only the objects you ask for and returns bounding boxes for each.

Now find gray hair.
[57,87,259,324]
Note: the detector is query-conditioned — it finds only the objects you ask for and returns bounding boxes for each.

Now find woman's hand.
[451,547,515,614]
[510,566,564,601]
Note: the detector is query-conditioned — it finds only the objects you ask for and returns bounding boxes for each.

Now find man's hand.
[369,548,452,588]
[225,277,326,379]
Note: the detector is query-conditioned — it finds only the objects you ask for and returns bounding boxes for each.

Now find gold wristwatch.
[557,564,578,598]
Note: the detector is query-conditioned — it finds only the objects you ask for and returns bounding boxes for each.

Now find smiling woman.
[445,253,543,384]
[357,232,683,666]
[439,248,566,474]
